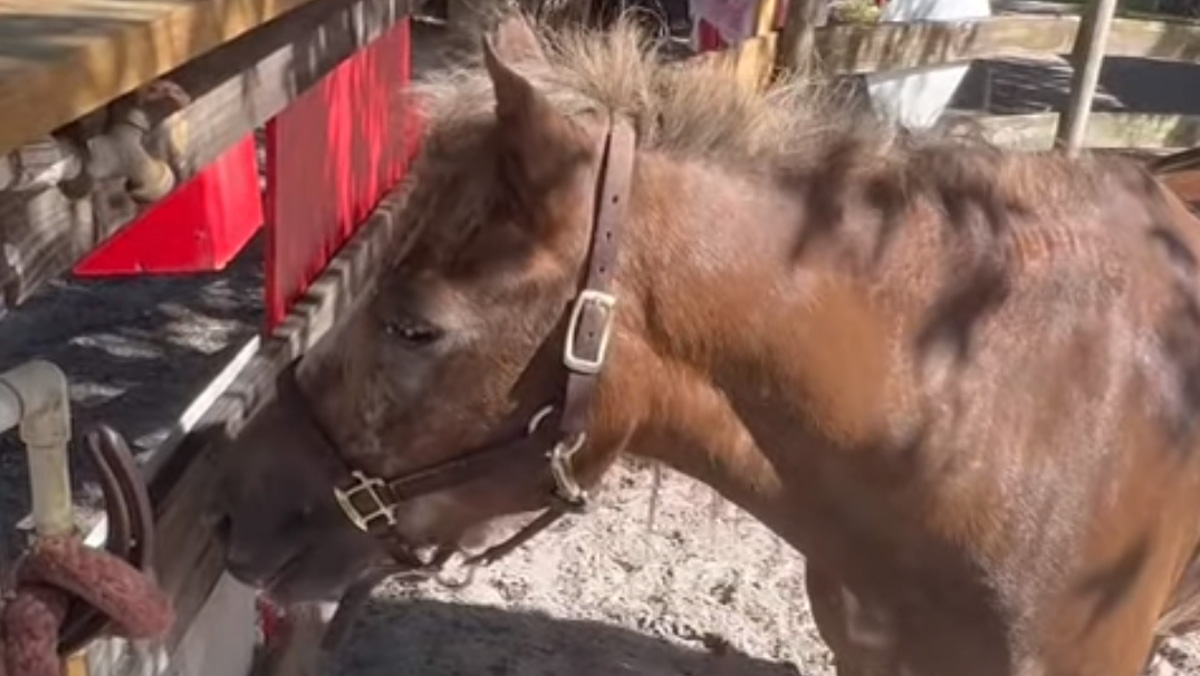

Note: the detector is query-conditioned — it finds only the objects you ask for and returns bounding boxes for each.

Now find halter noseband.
[276,116,637,573]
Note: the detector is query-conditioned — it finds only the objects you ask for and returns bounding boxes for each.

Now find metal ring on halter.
[526,405,555,435]
[549,433,589,510]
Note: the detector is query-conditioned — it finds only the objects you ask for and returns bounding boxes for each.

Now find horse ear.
[490,14,547,64]
[482,31,591,199]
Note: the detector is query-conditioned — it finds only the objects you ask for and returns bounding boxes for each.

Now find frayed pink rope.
[2,536,173,676]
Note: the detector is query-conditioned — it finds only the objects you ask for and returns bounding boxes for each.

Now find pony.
[212,14,1200,675]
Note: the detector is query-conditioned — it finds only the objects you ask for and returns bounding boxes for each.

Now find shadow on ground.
[333,598,805,676]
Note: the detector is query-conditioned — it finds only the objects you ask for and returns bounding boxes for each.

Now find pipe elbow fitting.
[0,358,71,448]
[110,109,177,203]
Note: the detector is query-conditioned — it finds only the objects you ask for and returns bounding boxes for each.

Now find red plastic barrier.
[264,18,420,332]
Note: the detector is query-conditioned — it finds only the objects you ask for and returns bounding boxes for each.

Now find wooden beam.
[0,0,346,155]
[939,111,1200,151]
[814,13,1200,75]
[817,15,1075,74]
[1055,0,1121,156]
[0,0,415,311]
[775,0,828,76]
[145,185,413,655]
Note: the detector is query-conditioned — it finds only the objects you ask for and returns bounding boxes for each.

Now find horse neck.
[600,152,903,538]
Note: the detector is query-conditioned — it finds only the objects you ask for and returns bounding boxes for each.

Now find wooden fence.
[695,0,1200,152]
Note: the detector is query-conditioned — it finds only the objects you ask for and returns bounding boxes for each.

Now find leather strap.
[553,117,636,504]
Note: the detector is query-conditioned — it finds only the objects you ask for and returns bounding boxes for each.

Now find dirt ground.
[3,13,1200,676]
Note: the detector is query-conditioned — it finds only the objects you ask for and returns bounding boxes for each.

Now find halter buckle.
[563,289,617,375]
[333,470,397,532]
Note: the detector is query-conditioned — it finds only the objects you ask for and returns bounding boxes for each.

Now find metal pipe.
[106,108,176,202]
[0,108,176,202]
[0,359,74,538]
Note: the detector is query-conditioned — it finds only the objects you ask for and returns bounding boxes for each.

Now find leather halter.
[277,116,637,572]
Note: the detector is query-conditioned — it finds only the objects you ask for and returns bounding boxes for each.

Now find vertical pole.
[1054,0,1120,157]
[776,0,829,78]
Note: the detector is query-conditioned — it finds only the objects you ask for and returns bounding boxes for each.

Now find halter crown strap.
[552,115,636,505]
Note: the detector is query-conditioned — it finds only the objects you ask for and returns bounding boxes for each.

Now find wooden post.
[775,0,829,77]
[1054,0,1120,157]
[734,0,786,90]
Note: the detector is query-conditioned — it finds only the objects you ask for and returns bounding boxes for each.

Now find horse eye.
[384,317,442,346]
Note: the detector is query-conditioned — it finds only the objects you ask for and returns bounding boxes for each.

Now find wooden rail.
[5,0,1199,162]
[776,0,828,75]
[701,3,1200,154]
[940,111,1200,151]
[0,0,392,155]
[705,12,1200,91]
[0,0,415,311]
[815,13,1200,76]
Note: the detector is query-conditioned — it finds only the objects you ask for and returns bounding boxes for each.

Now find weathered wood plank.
[814,13,1200,75]
[940,111,1200,151]
[0,0,415,310]
[0,0,340,155]
[775,0,828,76]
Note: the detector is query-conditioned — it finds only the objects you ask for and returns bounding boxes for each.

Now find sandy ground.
[3,13,1200,676]
[332,461,830,676]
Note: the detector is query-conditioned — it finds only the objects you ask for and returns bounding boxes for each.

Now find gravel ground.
[2,14,1200,676]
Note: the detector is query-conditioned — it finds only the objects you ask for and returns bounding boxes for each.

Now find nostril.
[223,539,281,589]
[225,555,271,588]
[210,514,232,543]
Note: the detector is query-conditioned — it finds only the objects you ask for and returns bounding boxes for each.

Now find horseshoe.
[55,424,157,656]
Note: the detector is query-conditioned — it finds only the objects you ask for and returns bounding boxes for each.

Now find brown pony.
[213,14,1200,676]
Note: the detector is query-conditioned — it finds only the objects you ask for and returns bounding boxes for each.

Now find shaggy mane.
[409,14,891,170]
[399,12,1149,265]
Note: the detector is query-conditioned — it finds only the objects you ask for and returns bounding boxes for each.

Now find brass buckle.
[333,470,397,532]
[562,289,617,375]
